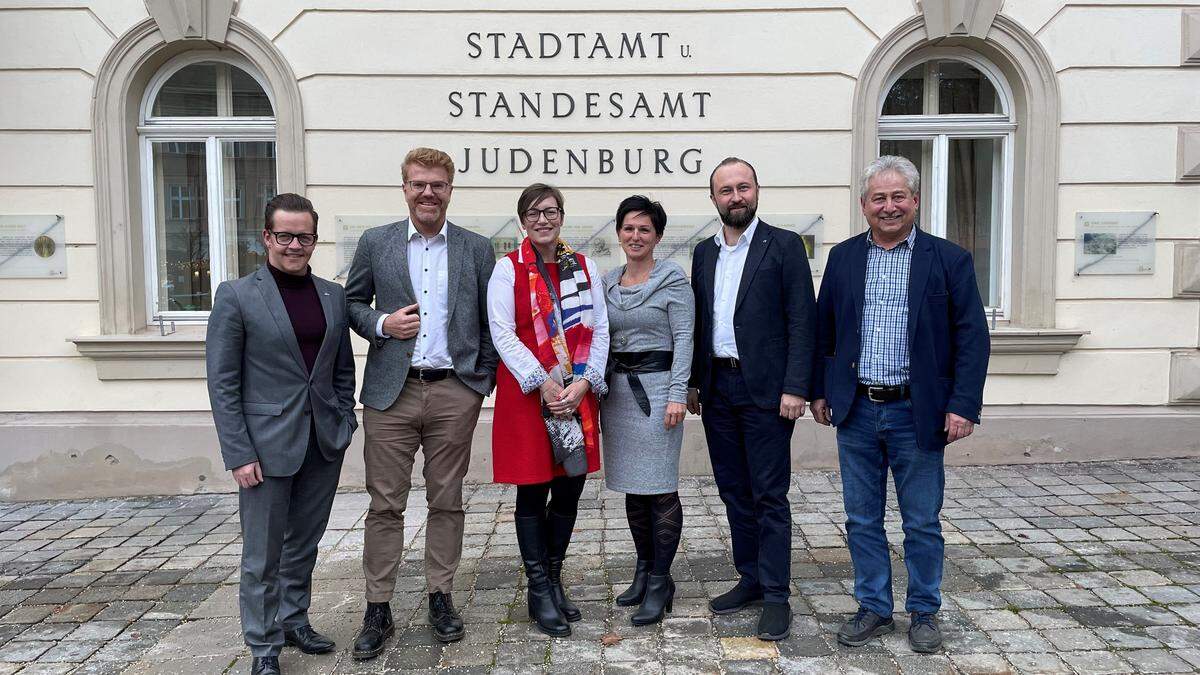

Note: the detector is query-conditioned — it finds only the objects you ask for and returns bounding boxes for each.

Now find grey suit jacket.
[206,266,358,477]
[345,219,498,410]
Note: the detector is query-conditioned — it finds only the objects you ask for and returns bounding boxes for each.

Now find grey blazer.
[206,266,358,477]
[345,219,498,410]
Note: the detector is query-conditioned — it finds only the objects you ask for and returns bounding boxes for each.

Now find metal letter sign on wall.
[1075,211,1157,276]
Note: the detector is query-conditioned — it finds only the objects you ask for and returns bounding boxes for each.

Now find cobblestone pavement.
[3,459,1200,673]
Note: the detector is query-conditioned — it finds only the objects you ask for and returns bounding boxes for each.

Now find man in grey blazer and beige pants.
[207,193,358,675]
[345,147,498,657]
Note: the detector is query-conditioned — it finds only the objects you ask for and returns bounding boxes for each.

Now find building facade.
[1,0,1199,500]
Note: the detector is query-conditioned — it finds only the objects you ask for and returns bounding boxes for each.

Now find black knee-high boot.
[545,508,582,622]
[514,515,570,637]
[616,494,654,606]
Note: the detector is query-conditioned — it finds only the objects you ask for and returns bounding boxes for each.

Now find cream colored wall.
[0,0,1197,420]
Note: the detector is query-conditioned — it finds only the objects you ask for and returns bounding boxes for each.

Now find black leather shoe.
[284,624,335,654]
[252,656,280,675]
[837,606,895,647]
[429,591,466,643]
[908,611,942,653]
[352,601,394,660]
[708,580,764,615]
[757,602,791,641]
[631,574,674,626]
[615,559,651,607]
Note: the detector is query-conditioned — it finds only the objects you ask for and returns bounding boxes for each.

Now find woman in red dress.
[486,183,609,637]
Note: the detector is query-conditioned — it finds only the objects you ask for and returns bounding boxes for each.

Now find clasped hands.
[540,378,590,419]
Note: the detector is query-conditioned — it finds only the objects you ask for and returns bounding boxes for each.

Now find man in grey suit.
[345,147,498,656]
[207,193,358,675]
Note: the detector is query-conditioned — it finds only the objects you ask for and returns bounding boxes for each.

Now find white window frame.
[138,52,277,324]
[877,52,1014,318]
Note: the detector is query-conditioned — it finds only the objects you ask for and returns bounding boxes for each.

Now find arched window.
[139,54,278,318]
[878,54,1014,314]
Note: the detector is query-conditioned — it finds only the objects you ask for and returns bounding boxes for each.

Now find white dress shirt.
[711,217,759,359]
[487,254,609,395]
[375,219,452,369]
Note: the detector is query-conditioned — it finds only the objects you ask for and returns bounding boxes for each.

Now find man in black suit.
[687,157,817,640]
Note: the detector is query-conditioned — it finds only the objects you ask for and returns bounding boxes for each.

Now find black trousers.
[238,427,343,656]
[701,364,795,603]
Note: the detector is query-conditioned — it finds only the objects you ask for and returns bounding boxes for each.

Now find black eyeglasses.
[268,231,318,247]
[523,207,563,223]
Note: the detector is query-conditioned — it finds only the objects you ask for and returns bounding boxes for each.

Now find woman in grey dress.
[600,195,694,626]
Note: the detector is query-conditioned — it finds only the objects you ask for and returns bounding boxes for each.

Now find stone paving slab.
[1,459,1200,672]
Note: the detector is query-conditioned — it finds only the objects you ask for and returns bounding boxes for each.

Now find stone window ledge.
[73,327,207,380]
[73,326,1084,380]
[989,328,1086,375]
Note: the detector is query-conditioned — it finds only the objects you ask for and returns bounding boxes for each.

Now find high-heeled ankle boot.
[545,509,581,622]
[615,559,652,606]
[514,515,570,637]
[631,574,675,626]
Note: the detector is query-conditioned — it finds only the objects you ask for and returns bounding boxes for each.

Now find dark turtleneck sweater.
[268,263,326,373]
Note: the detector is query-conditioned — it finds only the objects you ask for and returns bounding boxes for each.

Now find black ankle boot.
[514,515,570,637]
[615,559,652,606]
[352,601,394,660]
[631,574,675,626]
[545,508,581,622]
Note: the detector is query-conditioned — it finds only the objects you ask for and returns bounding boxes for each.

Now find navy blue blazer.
[812,228,990,453]
[689,221,817,409]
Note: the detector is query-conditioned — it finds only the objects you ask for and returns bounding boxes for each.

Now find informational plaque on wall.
[335,215,402,279]
[0,215,66,278]
[1075,211,1156,275]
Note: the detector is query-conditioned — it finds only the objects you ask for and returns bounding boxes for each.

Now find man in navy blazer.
[687,157,817,641]
[811,156,989,653]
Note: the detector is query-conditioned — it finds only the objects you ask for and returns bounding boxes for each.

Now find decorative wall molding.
[1176,242,1200,298]
[72,331,207,380]
[988,329,1086,375]
[1180,126,1200,181]
[144,0,235,43]
[920,0,1003,40]
[851,15,1061,329]
[1184,9,1200,65]
[1171,351,1200,403]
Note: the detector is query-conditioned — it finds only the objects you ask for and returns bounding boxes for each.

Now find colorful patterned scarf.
[521,237,595,387]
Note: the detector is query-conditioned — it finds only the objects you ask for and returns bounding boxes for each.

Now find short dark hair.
[517,183,565,221]
[708,156,759,194]
[614,195,667,237]
[264,193,318,232]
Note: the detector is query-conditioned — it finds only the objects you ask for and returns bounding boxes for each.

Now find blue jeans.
[836,393,945,615]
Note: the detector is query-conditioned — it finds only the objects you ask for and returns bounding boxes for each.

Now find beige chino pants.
[362,374,484,600]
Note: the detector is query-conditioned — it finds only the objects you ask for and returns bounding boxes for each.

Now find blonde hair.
[402,147,456,183]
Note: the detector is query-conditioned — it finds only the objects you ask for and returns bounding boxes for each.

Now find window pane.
[882,64,924,115]
[879,138,932,232]
[221,141,278,279]
[152,63,217,116]
[152,142,210,312]
[151,62,273,117]
[946,138,1002,307]
[231,68,273,116]
[936,60,1001,114]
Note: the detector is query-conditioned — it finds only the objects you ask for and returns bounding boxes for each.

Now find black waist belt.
[611,351,673,416]
[857,383,910,402]
[711,356,740,369]
[408,368,451,382]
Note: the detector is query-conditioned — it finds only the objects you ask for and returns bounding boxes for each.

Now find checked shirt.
[857,226,916,386]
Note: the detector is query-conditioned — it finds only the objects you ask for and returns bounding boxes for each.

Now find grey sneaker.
[908,611,942,653]
[837,607,895,647]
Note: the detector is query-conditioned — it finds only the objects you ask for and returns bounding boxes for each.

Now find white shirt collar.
[407,219,447,242]
[715,216,759,250]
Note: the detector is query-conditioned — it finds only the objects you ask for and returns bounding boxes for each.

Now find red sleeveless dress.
[491,249,601,485]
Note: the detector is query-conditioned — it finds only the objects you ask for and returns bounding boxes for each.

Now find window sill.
[989,328,1086,375]
[72,327,208,380]
[73,327,1086,381]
